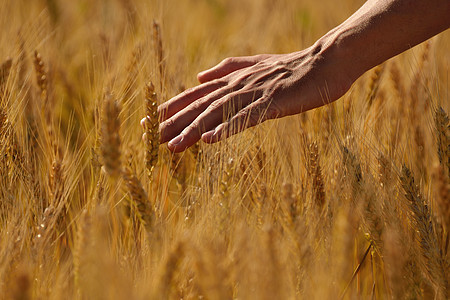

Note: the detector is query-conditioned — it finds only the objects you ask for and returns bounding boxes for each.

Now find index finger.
[158,79,226,121]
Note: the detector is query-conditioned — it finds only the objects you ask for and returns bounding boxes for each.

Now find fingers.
[150,54,288,152]
[201,97,280,144]
[158,56,257,124]
[158,79,226,121]
[166,90,262,152]
[197,55,265,84]
[159,86,239,144]
[142,92,275,152]
[201,73,285,143]
[200,106,259,143]
[165,105,224,152]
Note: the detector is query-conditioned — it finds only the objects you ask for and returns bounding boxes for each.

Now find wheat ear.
[307,141,325,212]
[33,50,48,105]
[400,165,448,298]
[144,82,159,181]
[434,107,449,175]
[366,64,384,106]
[101,93,122,178]
[121,166,153,234]
[389,61,405,99]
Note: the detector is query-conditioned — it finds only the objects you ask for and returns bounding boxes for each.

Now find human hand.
[142,0,450,153]
[144,43,356,152]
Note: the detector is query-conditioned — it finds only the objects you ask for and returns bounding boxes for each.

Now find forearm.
[317,0,450,81]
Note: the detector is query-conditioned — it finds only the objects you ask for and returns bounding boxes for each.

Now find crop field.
[0,0,449,299]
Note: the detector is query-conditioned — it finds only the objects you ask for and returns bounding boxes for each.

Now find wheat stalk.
[0,58,12,101]
[433,165,450,233]
[0,107,29,186]
[366,64,384,106]
[121,166,153,234]
[74,209,91,292]
[189,141,202,163]
[155,241,184,299]
[33,50,48,107]
[384,227,409,299]
[389,60,405,99]
[434,107,450,175]
[0,108,7,140]
[220,158,234,199]
[152,20,165,92]
[307,141,325,212]
[281,182,299,222]
[400,165,448,298]
[33,50,60,158]
[433,107,450,234]
[101,93,122,178]
[124,43,143,97]
[144,82,159,181]
[409,41,431,119]
[32,205,56,259]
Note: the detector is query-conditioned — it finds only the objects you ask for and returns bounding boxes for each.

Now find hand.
[143,0,450,153]
[148,43,355,153]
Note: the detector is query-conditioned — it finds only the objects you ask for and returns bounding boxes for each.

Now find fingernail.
[168,135,183,146]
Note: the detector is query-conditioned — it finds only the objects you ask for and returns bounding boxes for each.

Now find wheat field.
[0,0,449,299]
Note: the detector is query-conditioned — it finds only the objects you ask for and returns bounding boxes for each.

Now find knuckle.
[222,57,234,65]
[258,54,271,61]
[273,60,284,67]
[208,99,223,111]
[253,54,264,61]
[189,99,204,112]
[162,118,175,129]
[210,78,226,87]
[182,86,195,96]
[272,65,289,75]
[185,119,203,136]
[229,73,251,88]
[188,120,200,131]
[222,93,239,109]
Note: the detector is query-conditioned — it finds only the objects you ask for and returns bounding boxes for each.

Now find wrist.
[306,28,363,92]
[315,26,369,83]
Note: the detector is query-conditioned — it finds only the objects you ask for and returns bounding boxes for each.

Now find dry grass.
[0,0,449,299]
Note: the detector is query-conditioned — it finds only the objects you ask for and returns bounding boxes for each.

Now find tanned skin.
[142,0,450,153]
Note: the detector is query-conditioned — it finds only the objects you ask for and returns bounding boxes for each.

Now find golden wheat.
[143,82,160,181]
[0,1,449,299]
[101,93,122,178]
